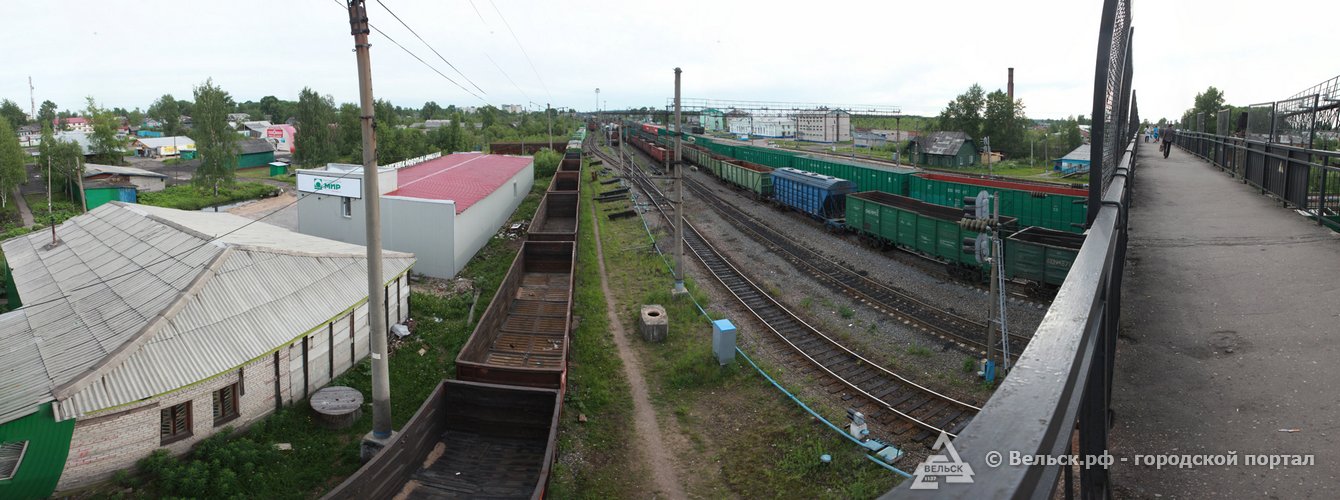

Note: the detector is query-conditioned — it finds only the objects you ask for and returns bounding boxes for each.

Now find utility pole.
[546,102,553,150]
[672,68,686,296]
[984,136,992,177]
[985,194,999,374]
[347,0,394,459]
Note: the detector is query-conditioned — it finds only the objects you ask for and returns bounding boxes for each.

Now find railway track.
[592,145,979,442]
[681,174,1033,357]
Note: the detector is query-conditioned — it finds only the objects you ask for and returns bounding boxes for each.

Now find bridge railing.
[888,137,1135,498]
[1174,131,1340,231]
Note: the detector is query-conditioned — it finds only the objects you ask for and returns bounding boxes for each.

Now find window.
[0,441,28,481]
[213,383,240,426]
[160,402,192,445]
[340,197,352,218]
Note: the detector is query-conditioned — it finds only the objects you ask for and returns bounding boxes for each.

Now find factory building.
[296,152,534,278]
[795,109,851,143]
[0,203,414,496]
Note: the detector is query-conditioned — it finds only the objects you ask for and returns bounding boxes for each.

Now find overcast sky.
[4,1,1334,122]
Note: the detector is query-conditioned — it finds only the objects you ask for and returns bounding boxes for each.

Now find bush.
[139,182,279,211]
[533,148,561,179]
[131,429,283,499]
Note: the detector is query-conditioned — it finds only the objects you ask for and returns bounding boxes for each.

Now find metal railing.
[1174,130,1340,232]
[885,0,1136,496]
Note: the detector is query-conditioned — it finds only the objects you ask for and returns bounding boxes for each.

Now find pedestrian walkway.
[1110,144,1340,497]
[13,189,34,227]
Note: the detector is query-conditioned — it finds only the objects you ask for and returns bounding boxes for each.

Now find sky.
[2,0,1334,122]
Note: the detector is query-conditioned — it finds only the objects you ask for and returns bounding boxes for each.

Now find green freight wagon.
[1004,226,1086,289]
[705,141,737,158]
[733,145,801,170]
[792,155,916,195]
[718,159,773,198]
[846,191,1015,275]
[907,173,1088,233]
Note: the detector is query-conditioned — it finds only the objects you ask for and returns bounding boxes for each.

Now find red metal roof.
[386,153,533,214]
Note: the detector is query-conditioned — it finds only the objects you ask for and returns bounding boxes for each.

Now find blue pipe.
[619,191,910,478]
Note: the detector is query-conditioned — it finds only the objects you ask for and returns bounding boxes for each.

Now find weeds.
[906,344,932,357]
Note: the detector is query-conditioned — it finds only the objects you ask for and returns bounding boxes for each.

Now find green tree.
[258,95,282,121]
[294,88,338,167]
[982,90,1027,158]
[191,79,238,187]
[937,84,986,139]
[38,100,58,127]
[421,101,442,120]
[0,99,27,130]
[85,97,124,164]
[0,120,27,208]
[149,94,182,135]
[1186,86,1226,134]
[37,124,85,199]
[336,102,362,158]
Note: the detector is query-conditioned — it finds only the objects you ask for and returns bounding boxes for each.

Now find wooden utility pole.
[347,0,394,455]
[672,68,686,295]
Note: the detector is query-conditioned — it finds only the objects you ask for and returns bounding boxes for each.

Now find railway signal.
[958,190,1012,380]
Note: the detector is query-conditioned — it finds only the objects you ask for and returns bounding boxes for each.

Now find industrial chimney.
[1008,67,1015,102]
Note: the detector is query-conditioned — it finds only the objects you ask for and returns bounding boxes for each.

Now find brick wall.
[54,274,411,492]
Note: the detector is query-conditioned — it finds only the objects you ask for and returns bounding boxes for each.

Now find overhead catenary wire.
[488,0,552,103]
[466,0,531,102]
[373,0,488,96]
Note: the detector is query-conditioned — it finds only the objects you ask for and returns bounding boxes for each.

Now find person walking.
[1162,127,1176,158]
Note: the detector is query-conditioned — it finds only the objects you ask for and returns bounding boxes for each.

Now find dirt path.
[589,202,688,500]
[13,189,34,226]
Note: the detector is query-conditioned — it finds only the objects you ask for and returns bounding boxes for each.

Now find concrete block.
[639,305,668,342]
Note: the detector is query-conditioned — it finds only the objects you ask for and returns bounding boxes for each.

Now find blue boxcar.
[771,167,857,221]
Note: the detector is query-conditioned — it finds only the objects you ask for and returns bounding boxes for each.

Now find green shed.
[0,404,77,499]
[236,138,277,169]
[914,131,978,167]
[82,181,138,210]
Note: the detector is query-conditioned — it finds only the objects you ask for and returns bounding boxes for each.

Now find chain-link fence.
[1173,75,1340,231]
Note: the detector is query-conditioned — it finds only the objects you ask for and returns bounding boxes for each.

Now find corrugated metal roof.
[921,131,973,156]
[0,203,414,424]
[134,136,196,149]
[83,163,169,179]
[238,138,276,155]
[1060,144,1091,162]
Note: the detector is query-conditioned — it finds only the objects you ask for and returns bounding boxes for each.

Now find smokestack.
[1008,68,1015,102]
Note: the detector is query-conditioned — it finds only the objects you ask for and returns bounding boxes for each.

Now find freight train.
[327,134,584,499]
[624,121,1085,290]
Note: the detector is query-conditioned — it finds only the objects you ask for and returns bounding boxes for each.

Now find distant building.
[264,124,297,154]
[238,120,272,138]
[133,136,196,158]
[0,203,413,496]
[698,108,725,132]
[794,109,851,143]
[227,112,250,123]
[52,131,96,156]
[296,152,533,278]
[411,119,451,130]
[853,130,887,148]
[502,104,524,113]
[53,117,93,133]
[726,113,795,138]
[16,124,42,147]
[1054,144,1091,174]
[236,138,277,168]
[913,131,978,167]
[83,163,168,193]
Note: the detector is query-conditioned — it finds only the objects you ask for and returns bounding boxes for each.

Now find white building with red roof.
[295,152,535,278]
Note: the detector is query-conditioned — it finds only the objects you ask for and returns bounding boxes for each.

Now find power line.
[465,0,531,104]
[488,0,552,103]
[374,0,488,96]
[330,0,487,104]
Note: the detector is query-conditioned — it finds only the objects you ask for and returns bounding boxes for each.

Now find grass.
[236,167,297,185]
[100,176,554,499]
[950,160,1055,179]
[548,159,642,498]
[138,182,279,211]
[564,163,901,497]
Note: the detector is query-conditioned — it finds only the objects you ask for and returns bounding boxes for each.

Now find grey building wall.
[296,161,534,278]
[452,163,534,270]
